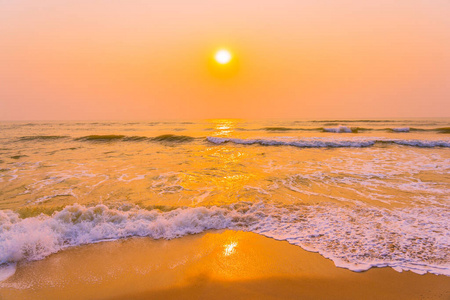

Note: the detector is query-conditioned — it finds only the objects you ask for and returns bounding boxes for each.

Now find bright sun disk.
[215,49,232,64]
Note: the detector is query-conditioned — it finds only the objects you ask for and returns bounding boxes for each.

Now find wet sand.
[0,230,448,300]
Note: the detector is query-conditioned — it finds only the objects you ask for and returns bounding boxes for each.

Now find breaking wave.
[323,126,355,133]
[206,137,450,148]
[389,127,410,132]
[11,127,450,145]
[0,202,448,276]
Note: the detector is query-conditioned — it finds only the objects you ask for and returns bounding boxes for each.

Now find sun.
[214,49,232,64]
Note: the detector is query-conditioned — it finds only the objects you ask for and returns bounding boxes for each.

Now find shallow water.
[0,119,449,278]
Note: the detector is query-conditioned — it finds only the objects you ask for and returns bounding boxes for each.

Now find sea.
[0,119,449,280]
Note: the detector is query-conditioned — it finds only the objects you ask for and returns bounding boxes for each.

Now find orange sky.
[1,0,449,120]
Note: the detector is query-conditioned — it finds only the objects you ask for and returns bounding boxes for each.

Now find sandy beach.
[1,230,448,300]
[2,0,450,298]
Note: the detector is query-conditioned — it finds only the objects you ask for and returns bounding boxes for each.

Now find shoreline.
[1,230,449,300]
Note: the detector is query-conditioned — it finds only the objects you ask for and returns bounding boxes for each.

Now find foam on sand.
[1,202,448,279]
[0,263,16,282]
[1,231,449,300]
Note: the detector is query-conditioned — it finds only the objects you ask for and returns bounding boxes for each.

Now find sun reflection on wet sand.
[223,241,238,256]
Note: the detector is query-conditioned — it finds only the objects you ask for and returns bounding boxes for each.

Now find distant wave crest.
[436,127,450,134]
[323,126,355,133]
[207,137,450,148]
[76,135,126,141]
[73,134,196,143]
[261,126,449,133]
[151,134,195,142]
[19,135,69,141]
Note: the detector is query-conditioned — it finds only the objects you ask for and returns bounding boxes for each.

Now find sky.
[1,0,449,120]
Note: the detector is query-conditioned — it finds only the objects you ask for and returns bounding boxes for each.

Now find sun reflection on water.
[212,119,238,137]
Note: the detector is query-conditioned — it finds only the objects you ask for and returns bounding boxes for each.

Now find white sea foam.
[392,127,410,132]
[33,189,78,204]
[206,137,450,148]
[0,263,16,282]
[207,137,376,148]
[392,139,450,147]
[8,175,18,182]
[27,171,97,192]
[118,174,146,183]
[323,126,352,133]
[0,202,448,278]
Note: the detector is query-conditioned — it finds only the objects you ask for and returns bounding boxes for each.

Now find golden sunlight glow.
[214,49,232,64]
[223,241,238,256]
[213,119,237,137]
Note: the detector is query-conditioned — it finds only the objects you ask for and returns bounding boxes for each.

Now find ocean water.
[0,119,449,279]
